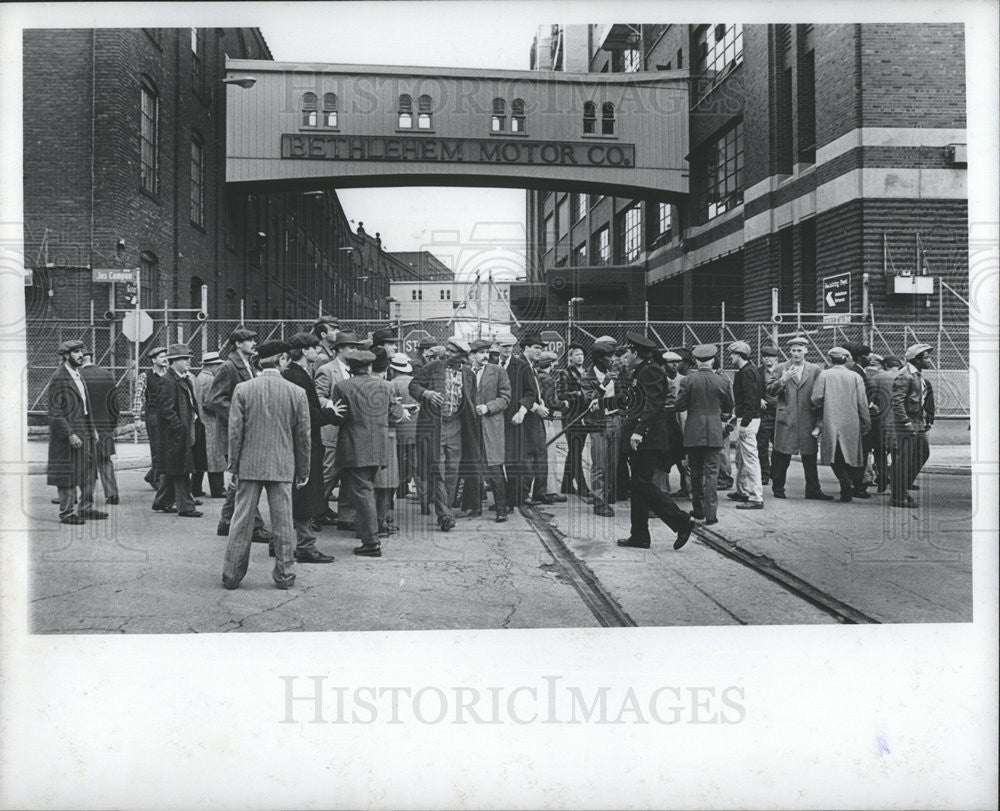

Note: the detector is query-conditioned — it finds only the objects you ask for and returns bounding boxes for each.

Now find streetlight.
[220,76,257,89]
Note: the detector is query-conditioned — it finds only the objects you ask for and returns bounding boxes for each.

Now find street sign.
[121,310,154,343]
[402,329,432,357]
[540,330,565,357]
[93,268,138,284]
[822,272,851,323]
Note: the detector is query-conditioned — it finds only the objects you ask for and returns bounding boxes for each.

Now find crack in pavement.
[30,568,153,603]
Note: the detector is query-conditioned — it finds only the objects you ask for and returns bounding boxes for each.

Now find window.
[622,203,642,262]
[190,28,203,93]
[601,102,615,135]
[491,98,506,131]
[139,251,159,309]
[543,212,556,250]
[677,47,683,69]
[302,92,318,127]
[439,289,452,300]
[583,101,596,134]
[657,202,673,237]
[593,226,610,265]
[323,93,338,128]
[797,29,816,163]
[575,193,587,222]
[190,131,204,226]
[557,195,571,238]
[398,94,413,128]
[699,121,744,222]
[623,48,640,72]
[573,242,587,266]
[418,95,432,129]
[694,24,743,98]
[411,289,423,301]
[511,98,525,133]
[139,78,159,195]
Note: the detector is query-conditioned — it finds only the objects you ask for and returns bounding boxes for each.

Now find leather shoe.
[439,517,456,532]
[353,543,382,557]
[420,505,431,516]
[105,495,120,505]
[704,518,719,526]
[177,510,203,517]
[192,499,203,506]
[736,502,763,510]
[726,492,749,502]
[670,490,690,499]
[891,500,917,508]
[60,515,85,525]
[152,504,177,513]
[295,548,335,563]
[616,537,651,549]
[673,520,695,550]
[851,489,871,499]
[549,494,568,503]
[495,510,509,523]
[839,494,853,503]
[690,511,706,521]
[593,503,615,517]
[772,491,786,499]
[336,521,358,532]
[456,509,482,519]
[805,492,833,501]
[216,522,230,536]
[79,509,108,519]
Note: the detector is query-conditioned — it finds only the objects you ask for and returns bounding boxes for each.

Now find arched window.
[602,102,616,135]
[398,94,413,128]
[583,101,596,135]
[418,94,432,129]
[323,93,338,127]
[302,92,318,127]
[511,98,525,133]
[139,76,159,194]
[491,98,506,132]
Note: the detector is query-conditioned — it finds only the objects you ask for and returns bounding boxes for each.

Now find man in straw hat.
[222,340,312,588]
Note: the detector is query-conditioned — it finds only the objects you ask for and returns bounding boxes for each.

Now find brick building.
[22,27,397,323]
[523,23,968,323]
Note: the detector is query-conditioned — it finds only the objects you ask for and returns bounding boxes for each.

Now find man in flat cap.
[134,344,170,490]
[726,341,764,509]
[582,337,622,517]
[656,349,688,498]
[811,347,872,502]
[282,332,342,563]
[46,340,103,524]
[616,333,695,550]
[458,338,512,521]
[887,344,935,508]
[557,343,592,501]
[206,327,272,540]
[868,355,903,494]
[504,334,549,509]
[410,337,475,530]
[310,315,341,376]
[328,349,403,555]
[152,344,202,517]
[314,330,363,531]
[80,349,121,507]
[191,351,227,499]
[222,340,311,588]
[757,346,780,486]
[676,344,735,526]
[494,333,518,372]
[766,336,831,500]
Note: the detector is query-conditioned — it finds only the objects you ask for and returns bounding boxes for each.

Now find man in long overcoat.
[459,338,511,521]
[81,350,120,505]
[504,334,548,509]
[133,345,169,489]
[766,336,832,500]
[222,340,312,589]
[152,344,202,517]
[282,332,339,563]
[675,344,735,525]
[868,355,903,493]
[47,339,103,524]
[191,351,227,498]
[811,347,872,501]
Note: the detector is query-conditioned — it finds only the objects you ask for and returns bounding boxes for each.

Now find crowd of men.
[47,320,937,590]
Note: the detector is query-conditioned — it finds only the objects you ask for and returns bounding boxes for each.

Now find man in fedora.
[191,351,227,498]
[314,329,363,530]
[766,336,831,501]
[222,340,312,589]
[133,344,170,489]
[152,344,202,517]
[582,337,620,517]
[410,337,475,530]
[888,343,935,508]
[46,339,103,524]
[371,327,399,357]
[80,349,120,506]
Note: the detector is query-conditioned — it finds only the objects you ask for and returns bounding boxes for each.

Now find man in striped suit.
[222,340,314,591]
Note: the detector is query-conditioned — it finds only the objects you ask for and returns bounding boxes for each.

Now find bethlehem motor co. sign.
[281,134,636,167]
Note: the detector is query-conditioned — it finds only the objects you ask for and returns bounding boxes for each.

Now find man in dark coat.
[133,345,169,489]
[151,344,202,517]
[205,327,270,540]
[46,340,104,524]
[726,341,764,509]
[868,355,903,493]
[888,343,935,508]
[557,343,592,500]
[282,332,338,563]
[584,338,621,516]
[675,344,735,525]
[410,337,476,530]
[503,334,548,508]
[615,333,695,551]
[81,351,120,504]
[757,345,780,485]
[329,350,401,556]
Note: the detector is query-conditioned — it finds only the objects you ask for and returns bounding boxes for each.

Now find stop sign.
[403,329,432,358]
[540,330,565,358]
[121,310,154,343]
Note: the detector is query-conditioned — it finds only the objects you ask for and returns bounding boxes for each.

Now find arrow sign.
[822,273,851,322]
[825,291,838,308]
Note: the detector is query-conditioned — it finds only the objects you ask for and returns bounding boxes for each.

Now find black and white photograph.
[1,1,996,808]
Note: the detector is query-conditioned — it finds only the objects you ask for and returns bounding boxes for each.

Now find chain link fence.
[25,315,972,422]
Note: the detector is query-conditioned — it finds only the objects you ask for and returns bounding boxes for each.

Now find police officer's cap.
[625,332,657,351]
[692,344,718,361]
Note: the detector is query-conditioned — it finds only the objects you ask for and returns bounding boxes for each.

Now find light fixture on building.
[220,76,257,89]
